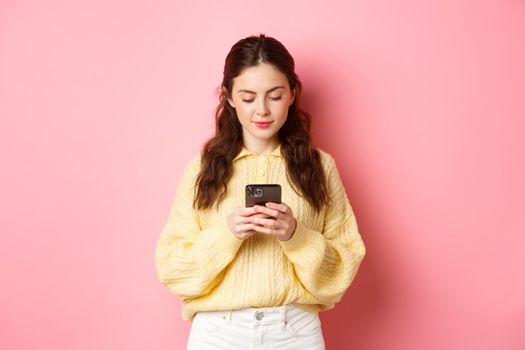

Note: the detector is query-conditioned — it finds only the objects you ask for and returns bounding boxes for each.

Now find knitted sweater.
[154,145,366,321]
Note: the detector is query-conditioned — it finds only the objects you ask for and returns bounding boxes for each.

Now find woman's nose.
[256,99,270,116]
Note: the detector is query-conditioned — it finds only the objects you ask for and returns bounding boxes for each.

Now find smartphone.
[245,184,281,207]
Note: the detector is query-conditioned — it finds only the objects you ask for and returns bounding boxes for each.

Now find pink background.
[1,0,524,349]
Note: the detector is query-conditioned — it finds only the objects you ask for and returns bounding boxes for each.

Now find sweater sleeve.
[154,156,244,299]
[279,154,366,304]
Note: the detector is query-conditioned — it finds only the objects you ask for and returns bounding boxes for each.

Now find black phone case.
[245,184,282,207]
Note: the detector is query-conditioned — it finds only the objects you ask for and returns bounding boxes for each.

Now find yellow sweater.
[154,145,366,321]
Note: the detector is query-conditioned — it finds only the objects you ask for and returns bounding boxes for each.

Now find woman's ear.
[223,87,235,108]
[289,87,296,106]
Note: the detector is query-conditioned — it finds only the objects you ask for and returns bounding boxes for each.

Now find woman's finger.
[250,212,272,219]
[235,215,255,225]
[251,225,274,235]
[265,201,287,212]
[236,207,258,217]
[235,223,260,234]
[251,217,278,228]
[253,205,281,219]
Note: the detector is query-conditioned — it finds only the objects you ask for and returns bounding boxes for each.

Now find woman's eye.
[242,99,255,103]
[269,96,282,101]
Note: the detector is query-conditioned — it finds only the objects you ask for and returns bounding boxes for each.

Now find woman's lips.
[254,121,273,128]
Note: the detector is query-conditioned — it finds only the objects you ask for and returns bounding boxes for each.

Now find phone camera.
[247,186,264,198]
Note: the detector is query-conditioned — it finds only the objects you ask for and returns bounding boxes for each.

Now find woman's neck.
[242,137,279,156]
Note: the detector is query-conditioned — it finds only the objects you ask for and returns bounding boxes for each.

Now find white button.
[255,311,264,320]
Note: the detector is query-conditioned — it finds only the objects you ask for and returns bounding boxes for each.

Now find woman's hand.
[250,202,297,242]
[227,207,263,240]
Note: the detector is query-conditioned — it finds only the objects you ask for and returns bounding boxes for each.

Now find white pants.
[186,304,325,350]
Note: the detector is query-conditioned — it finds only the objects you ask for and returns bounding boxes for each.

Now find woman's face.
[227,63,295,149]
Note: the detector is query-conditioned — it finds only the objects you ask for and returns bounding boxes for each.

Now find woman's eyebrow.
[236,86,286,94]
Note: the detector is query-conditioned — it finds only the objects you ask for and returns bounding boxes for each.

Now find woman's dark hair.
[194,34,329,212]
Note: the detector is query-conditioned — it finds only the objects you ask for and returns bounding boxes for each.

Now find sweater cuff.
[279,221,324,256]
[199,219,244,254]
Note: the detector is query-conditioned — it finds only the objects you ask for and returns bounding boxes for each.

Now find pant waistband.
[195,304,314,331]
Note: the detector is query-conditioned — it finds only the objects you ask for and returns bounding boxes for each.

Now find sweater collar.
[233,144,283,162]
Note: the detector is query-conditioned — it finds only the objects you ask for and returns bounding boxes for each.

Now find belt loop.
[222,310,232,325]
[279,306,286,331]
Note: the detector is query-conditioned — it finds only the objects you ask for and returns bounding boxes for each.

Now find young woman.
[154,34,366,350]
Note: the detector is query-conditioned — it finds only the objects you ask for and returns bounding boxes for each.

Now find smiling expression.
[228,63,295,148]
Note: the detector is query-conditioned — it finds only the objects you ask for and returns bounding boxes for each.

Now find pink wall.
[1,0,524,349]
